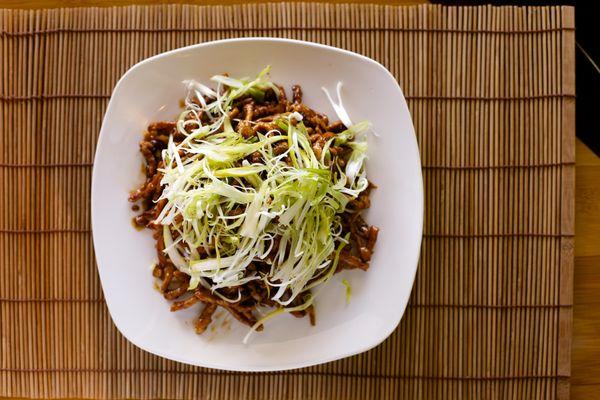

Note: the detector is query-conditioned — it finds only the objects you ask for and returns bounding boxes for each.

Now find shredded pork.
[129,82,378,334]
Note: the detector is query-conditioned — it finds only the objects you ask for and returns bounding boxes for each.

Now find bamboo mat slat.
[0,4,575,399]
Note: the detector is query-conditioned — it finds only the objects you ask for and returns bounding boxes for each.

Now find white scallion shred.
[152,66,373,342]
[321,82,352,128]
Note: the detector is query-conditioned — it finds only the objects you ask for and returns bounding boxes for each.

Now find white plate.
[92,38,423,371]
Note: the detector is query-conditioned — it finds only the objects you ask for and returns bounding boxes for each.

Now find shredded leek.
[153,67,372,340]
[341,279,352,305]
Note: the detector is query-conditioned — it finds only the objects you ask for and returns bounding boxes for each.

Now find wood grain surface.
[572,140,600,400]
[0,0,428,8]
[0,1,596,399]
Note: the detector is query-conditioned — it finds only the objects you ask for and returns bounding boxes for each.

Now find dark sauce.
[131,217,144,231]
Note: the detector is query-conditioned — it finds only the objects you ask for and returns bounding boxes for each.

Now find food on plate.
[129,67,379,342]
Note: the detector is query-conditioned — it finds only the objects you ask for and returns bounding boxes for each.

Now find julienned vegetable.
[129,66,379,342]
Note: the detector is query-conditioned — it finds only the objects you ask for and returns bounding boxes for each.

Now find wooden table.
[572,139,600,399]
[1,1,598,399]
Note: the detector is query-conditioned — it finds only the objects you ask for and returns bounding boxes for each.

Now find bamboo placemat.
[0,3,575,399]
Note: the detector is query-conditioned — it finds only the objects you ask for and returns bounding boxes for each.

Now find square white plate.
[92,38,423,371]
